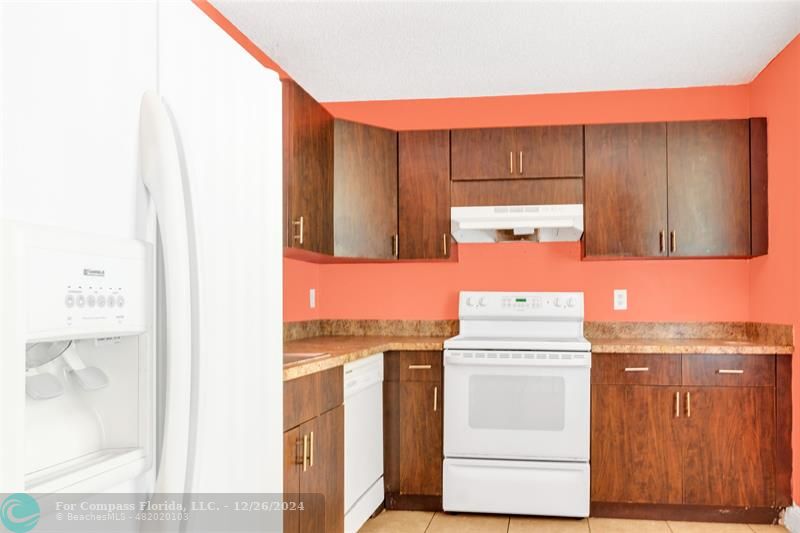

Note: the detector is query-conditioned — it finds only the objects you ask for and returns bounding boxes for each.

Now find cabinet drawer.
[385,351,443,382]
[591,354,681,385]
[284,366,343,430]
[682,355,775,387]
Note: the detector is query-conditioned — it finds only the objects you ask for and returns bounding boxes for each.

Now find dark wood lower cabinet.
[591,354,789,524]
[682,387,775,506]
[384,351,443,511]
[284,369,344,533]
[591,385,683,504]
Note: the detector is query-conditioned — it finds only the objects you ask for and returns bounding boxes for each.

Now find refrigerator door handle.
[139,91,194,495]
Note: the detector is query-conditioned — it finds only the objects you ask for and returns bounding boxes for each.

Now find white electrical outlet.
[613,289,627,311]
[309,288,316,309]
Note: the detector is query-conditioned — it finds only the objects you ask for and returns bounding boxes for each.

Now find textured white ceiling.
[212,1,800,103]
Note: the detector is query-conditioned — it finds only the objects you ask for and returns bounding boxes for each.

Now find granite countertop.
[283,320,794,381]
[283,335,447,381]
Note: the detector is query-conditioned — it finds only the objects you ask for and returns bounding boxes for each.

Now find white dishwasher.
[344,353,384,533]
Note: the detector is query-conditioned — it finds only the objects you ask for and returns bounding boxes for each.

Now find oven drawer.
[682,354,775,387]
[443,458,589,517]
[592,354,681,386]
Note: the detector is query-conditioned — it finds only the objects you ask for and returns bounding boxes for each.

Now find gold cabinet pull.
[309,431,314,468]
[685,392,691,418]
[509,151,514,174]
[624,367,649,372]
[717,369,744,374]
[670,231,676,253]
[434,386,438,412]
[519,151,523,175]
[442,233,448,257]
[659,231,665,253]
[674,391,680,418]
[292,216,305,245]
[302,434,308,472]
[408,364,432,370]
[392,234,399,258]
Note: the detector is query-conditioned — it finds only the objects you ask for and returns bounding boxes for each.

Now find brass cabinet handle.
[442,233,448,257]
[302,434,308,472]
[519,151,523,175]
[292,216,305,245]
[670,231,676,253]
[509,151,514,174]
[434,386,438,412]
[392,234,399,258]
[717,369,744,374]
[624,367,649,372]
[408,364,432,370]
[685,392,691,418]
[674,391,680,418]
[309,431,314,468]
[659,231,665,253]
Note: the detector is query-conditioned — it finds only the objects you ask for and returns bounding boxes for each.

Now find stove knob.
[554,297,561,308]
[567,297,576,308]
[465,296,474,307]
[478,297,487,307]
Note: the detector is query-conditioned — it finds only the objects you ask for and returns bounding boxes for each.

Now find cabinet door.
[398,130,451,259]
[681,387,775,506]
[298,406,344,533]
[667,120,751,257]
[283,80,334,254]
[584,123,668,257]
[451,128,516,180]
[283,427,303,533]
[591,385,682,504]
[513,125,583,178]
[333,120,398,259]
[399,381,443,495]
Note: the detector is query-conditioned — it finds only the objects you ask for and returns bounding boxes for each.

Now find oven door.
[444,350,590,461]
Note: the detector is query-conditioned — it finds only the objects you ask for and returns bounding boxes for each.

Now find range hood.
[450,204,583,243]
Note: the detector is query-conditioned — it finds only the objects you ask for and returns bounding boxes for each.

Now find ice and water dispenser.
[0,224,155,494]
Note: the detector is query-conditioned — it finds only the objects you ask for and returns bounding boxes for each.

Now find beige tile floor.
[358,511,788,533]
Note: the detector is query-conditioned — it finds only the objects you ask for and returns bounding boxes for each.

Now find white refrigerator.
[0,0,283,507]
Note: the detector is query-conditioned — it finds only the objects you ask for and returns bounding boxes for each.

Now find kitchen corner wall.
[281,33,800,499]
[748,34,800,501]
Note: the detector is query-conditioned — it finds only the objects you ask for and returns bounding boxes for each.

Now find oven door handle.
[444,353,591,368]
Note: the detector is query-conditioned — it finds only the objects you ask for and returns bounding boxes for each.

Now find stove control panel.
[460,291,583,319]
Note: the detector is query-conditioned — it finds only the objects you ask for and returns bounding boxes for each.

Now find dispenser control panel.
[22,229,151,340]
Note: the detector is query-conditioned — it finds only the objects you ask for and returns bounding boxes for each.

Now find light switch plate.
[309,288,316,309]
[614,289,627,311]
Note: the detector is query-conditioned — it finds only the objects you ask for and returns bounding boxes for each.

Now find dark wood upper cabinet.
[682,386,775,506]
[398,130,451,259]
[585,123,668,257]
[585,118,767,259]
[667,120,751,257]
[451,126,583,180]
[283,80,334,255]
[333,120,398,259]
[513,126,584,178]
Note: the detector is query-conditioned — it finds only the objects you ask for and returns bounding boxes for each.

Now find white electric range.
[443,291,591,518]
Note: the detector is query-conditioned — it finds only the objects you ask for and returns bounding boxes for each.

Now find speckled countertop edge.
[283,334,792,381]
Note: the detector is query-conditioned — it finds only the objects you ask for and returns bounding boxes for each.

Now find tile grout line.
[666,520,675,533]
[423,511,436,533]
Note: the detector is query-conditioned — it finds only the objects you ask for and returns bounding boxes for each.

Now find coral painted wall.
[748,34,800,502]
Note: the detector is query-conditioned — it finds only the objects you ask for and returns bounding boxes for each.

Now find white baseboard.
[784,504,800,532]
